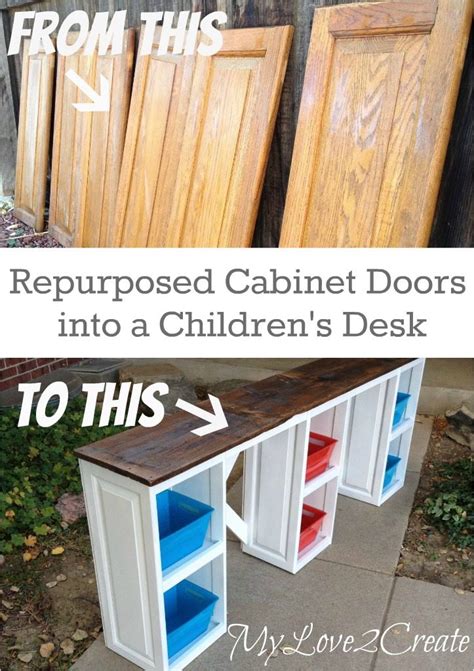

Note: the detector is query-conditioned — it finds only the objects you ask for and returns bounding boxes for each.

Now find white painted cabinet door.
[242,422,308,572]
[80,462,166,670]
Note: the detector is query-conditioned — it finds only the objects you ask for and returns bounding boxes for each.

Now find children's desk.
[76,357,424,670]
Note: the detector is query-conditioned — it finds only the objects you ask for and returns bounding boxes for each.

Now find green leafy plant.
[0,397,124,554]
[424,458,474,548]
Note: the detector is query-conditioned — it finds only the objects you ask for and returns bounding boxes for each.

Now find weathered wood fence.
[0,0,472,246]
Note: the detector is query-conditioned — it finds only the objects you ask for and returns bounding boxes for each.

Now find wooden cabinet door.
[112,26,293,248]
[49,30,134,247]
[280,0,471,248]
[14,42,55,232]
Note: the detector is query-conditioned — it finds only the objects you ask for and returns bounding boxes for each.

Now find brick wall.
[0,359,83,392]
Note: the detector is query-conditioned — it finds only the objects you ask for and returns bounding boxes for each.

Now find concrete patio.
[71,415,474,671]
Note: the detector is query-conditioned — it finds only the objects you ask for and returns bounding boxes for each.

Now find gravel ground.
[0,211,62,249]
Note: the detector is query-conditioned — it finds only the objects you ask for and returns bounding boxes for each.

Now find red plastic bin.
[299,504,327,552]
[305,432,337,482]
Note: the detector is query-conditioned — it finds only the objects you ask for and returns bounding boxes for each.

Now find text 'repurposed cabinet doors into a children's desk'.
[279,0,471,248]
[111,26,293,248]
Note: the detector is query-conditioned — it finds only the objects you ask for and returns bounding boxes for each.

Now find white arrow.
[176,395,229,437]
[66,69,110,112]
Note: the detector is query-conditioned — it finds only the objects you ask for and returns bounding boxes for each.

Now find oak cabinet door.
[280,0,471,248]
[14,43,55,232]
[49,30,135,247]
[112,26,293,248]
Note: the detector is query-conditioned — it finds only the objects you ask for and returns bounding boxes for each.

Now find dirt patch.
[0,521,101,670]
[397,417,473,591]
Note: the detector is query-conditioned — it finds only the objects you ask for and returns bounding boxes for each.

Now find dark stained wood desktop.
[75,358,414,486]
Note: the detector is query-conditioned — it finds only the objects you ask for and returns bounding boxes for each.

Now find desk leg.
[241,421,309,573]
[80,457,228,670]
[339,360,425,506]
[80,461,167,670]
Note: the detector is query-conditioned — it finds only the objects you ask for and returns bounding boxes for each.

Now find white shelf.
[390,417,414,441]
[303,465,340,498]
[296,534,331,571]
[162,540,225,592]
[168,621,226,670]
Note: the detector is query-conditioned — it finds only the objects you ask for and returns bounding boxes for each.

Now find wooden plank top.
[75,358,414,486]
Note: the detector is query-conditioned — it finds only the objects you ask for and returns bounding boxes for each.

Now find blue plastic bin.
[384,455,402,490]
[157,491,214,570]
[393,392,411,427]
[165,580,218,659]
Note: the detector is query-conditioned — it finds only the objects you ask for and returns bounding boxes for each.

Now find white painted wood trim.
[224,450,242,480]
[303,464,340,497]
[225,504,249,544]
[390,417,415,441]
[373,374,400,505]
[287,419,311,574]
[162,540,225,593]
